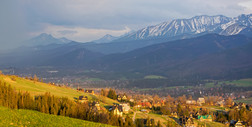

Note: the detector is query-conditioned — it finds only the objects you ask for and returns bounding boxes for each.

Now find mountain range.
[24,33,72,47]
[79,14,252,54]
[0,14,252,80]
[118,14,252,41]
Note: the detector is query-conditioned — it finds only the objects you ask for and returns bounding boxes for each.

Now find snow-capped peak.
[120,14,251,41]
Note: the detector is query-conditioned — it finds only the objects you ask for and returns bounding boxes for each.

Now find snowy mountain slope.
[119,14,251,41]
[92,34,118,43]
[24,33,72,47]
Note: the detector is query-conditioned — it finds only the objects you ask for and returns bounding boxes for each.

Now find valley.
[0,12,251,127]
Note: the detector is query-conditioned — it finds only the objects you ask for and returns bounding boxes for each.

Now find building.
[141,102,152,108]
[197,98,205,105]
[180,116,197,127]
[171,112,178,118]
[78,96,88,103]
[85,90,94,95]
[92,101,100,110]
[197,115,212,122]
[117,94,127,102]
[129,99,134,102]
[119,103,130,113]
[110,105,123,116]
[186,100,196,105]
[217,100,225,107]
[230,120,245,127]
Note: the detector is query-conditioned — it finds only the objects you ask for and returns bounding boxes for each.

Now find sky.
[0,0,252,51]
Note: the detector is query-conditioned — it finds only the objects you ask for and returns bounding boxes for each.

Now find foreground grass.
[0,106,113,127]
[196,120,225,127]
[0,75,118,105]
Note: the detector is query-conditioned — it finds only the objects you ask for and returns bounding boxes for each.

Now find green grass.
[144,75,166,79]
[235,97,252,104]
[81,78,104,82]
[195,120,225,127]
[225,79,252,87]
[0,106,113,127]
[205,78,252,88]
[0,75,119,105]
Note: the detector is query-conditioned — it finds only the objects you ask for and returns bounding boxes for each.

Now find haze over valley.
[0,0,252,127]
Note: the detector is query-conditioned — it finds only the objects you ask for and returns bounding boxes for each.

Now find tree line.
[0,80,135,127]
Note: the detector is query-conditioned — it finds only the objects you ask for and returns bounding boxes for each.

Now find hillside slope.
[0,106,112,127]
[91,34,252,79]
[0,74,118,105]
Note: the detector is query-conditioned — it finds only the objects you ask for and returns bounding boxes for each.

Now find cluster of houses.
[178,114,213,127]
[185,97,205,105]
[76,89,250,127]
[109,103,131,116]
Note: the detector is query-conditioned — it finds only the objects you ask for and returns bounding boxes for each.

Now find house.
[141,109,149,113]
[217,100,225,107]
[230,120,245,127]
[197,115,212,122]
[180,116,197,127]
[78,96,88,103]
[141,102,152,108]
[110,105,123,116]
[117,94,127,102]
[197,98,205,105]
[129,99,134,102]
[77,88,84,92]
[92,101,100,110]
[171,112,178,118]
[135,102,142,108]
[119,103,130,113]
[186,100,196,105]
[153,101,162,107]
[85,90,94,95]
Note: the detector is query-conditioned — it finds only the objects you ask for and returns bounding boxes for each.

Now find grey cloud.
[57,30,78,35]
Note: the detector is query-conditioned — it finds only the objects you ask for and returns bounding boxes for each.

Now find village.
[76,88,252,127]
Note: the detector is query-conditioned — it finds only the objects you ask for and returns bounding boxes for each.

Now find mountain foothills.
[0,14,251,80]
[24,33,72,47]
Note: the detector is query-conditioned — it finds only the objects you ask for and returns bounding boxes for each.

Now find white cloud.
[1,0,252,50]
[30,24,131,42]
[238,1,252,13]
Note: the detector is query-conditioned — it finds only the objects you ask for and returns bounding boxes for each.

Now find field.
[144,75,167,79]
[134,111,178,126]
[0,75,119,105]
[205,78,252,87]
[0,106,112,127]
[235,97,252,104]
[196,120,225,127]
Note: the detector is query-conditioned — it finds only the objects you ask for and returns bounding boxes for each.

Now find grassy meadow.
[0,74,119,105]
[0,106,113,127]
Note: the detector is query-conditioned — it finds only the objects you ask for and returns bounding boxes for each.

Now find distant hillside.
[90,34,252,79]
[24,33,71,47]
[92,34,118,43]
[0,106,112,127]
[0,42,103,67]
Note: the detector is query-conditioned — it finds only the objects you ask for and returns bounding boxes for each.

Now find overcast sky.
[0,0,252,51]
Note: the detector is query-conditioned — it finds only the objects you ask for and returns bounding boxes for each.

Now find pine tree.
[157,120,161,127]
[33,74,38,82]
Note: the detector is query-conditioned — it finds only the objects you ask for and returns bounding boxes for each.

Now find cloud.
[0,0,28,51]
[22,0,252,30]
[57,30,78,36]
[0,0,251,51]
[30,24,131,42]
